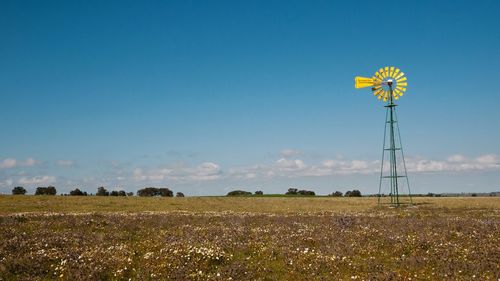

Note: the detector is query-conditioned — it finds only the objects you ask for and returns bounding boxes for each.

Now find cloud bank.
[0,153,498,192]
[129,153,500,184]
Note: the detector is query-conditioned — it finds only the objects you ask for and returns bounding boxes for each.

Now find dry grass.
[0,195,499,215]
[0,196,499,280]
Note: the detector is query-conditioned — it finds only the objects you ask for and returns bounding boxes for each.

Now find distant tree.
[330,191,343,197]
[35,186,57,195]
[345,189,362,197]
[286,188,314,196]
[254,190,263,195]
[158,188,173,197]
[176,192,185,197]
[34,187,44,195]
[47,186,57,195]
[126,192,134,196]
[137,187,160,197]
[69,188,87,196]
[297,190,315,196]
[227,190,252,196]
[118,190,127,196]
[12,186,27,195]
[96,186,109,196]
[110,190,119,196]
[471,193,477,197]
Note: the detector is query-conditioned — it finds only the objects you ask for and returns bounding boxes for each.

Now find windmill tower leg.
[394,106,413,205]
[388,93,399,206]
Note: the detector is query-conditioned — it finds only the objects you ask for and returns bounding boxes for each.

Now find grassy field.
[1,195,499,214]
[0,196,499,280]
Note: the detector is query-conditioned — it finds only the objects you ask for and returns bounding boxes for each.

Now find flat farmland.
[0,196,498,280]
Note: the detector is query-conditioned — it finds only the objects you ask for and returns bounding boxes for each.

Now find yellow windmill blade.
[396,76,407,83]
[397,82,408,87]
[394,89,403,97]
[372,76,382,84]
[376,89,387,99]
[394,71,405,80]
[392,68,401,78]
[392,88,398,97]
[396,86,406,92]
[384,67,390,78]
[355,76,375,88]
[379,68,386,78]
[373,89,383,96]
[389,66,395,77]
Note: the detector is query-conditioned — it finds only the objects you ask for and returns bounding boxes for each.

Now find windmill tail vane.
[354,66,412,207]
[354,77,379,89]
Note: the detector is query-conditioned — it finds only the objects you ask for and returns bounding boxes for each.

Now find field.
[0,196,498,280]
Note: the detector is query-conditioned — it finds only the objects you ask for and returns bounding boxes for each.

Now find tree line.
[226,188,363,197]
[10,186,185,197]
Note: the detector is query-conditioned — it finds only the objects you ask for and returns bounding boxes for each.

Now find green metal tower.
[378,82,412,206]
[355,67,412,206]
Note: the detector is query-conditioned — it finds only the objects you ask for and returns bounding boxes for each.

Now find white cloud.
[0,178,14,187]
[18,175,56,185]
[190,162,221,181]
[0,158,17,169]
[57,160,75,167]
[301,159,378,176]
[0,158,38,169]
[447,154,466,163]
[280,149,301,158]
[276,158,306,171]
[132,162,222,183]
[406,154,500,173]
[24,158,37,167]
[228,165,271,180]
[475,154,498,165]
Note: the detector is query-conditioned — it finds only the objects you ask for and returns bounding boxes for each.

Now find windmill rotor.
[355,66,408,102]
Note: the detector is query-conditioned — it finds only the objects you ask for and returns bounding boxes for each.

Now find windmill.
[354,67,412,206]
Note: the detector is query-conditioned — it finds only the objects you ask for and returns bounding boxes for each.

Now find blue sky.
[1,0,499,195]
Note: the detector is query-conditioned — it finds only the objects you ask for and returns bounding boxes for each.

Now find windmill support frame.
[377,84,412,206]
